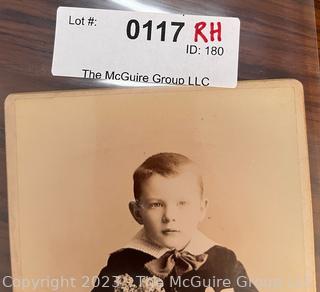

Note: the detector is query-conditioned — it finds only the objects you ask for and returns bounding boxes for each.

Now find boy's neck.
[123,228,217,258]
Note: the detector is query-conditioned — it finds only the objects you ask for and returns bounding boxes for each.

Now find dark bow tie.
[145,249,208,279]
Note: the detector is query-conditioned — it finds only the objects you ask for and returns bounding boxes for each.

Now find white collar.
[123,228,216,258]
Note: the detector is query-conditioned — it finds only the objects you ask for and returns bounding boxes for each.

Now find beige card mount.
[5,80,315,291]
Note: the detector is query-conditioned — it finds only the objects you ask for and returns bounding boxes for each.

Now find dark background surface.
[0,1,319,291]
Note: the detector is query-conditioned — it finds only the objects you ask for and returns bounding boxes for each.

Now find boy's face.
[132,169,208,250]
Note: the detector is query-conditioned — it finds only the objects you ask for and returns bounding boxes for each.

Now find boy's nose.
[161,205,177,223]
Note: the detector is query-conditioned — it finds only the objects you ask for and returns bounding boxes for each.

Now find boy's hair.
[133,152,203,200]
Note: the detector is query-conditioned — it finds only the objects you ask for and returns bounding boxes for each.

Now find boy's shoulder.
[109,247,155,263]
[203,245,251,281]
[104,248,155,276]
[206,244,237,258]
[205,245,238,267]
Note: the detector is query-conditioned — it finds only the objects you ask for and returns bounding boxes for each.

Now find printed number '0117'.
[126,19,185,42]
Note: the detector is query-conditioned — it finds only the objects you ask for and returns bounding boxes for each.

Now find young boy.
[92,153,258,292]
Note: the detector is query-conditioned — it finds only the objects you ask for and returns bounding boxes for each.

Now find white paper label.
[52,7,240,88]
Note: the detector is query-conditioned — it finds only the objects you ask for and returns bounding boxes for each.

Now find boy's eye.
[149,202,164,208]
[177,201,187,207]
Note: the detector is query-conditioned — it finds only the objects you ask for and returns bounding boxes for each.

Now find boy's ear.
[129,201,144,225]
[200,198,209,221]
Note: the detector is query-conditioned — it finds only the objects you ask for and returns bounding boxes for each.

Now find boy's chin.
[159,237,190,251]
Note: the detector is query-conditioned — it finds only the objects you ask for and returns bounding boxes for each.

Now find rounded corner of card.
[290,79,303,90]
[4,93,19,112]
[57,6,63,13]
[229,80,238,88]
[51,66,57,76]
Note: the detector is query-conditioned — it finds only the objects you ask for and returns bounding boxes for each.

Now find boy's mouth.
[162,228,180,234]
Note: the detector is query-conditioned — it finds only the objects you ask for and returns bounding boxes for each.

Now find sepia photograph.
[4,80,315,292]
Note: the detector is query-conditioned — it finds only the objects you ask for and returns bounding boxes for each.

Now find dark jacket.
[91,246,259,292]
